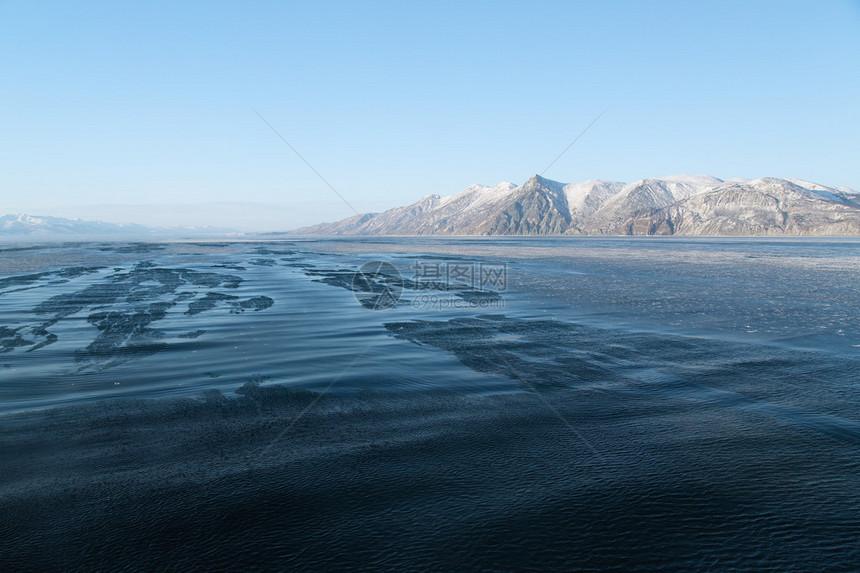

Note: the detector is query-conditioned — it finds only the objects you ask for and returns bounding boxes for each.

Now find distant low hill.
[0,214,236,240]
[295,175,860,236]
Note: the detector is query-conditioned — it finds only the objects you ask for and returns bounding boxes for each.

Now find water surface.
[1,237,858,570]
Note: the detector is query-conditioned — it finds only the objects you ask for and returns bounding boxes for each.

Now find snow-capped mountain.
[294,175,860,236]
[0,214,235,240]
[582,175,724,234]
[626,178,860,236]
[0,214,153,237]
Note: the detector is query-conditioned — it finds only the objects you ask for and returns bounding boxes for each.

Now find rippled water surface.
[1,237,858,570]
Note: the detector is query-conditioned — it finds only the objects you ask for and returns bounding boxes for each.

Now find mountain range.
[296,175,860,236]
[0,214,235,240]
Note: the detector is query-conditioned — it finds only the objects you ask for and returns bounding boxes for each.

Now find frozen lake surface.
[1,237,858,570]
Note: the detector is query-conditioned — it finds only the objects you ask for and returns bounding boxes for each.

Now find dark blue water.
[1,238,858,570]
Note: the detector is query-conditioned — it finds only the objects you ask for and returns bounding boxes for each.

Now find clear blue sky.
[2,0,859,231]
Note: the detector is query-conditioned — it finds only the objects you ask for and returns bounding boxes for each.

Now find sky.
[2,0,859,231]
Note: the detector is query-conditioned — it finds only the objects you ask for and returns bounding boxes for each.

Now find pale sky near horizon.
[2,1,859,231]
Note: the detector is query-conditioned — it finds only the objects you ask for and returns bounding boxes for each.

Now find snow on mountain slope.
[293,175,859,236]
[579,175,724,234]
[781,178,860,207]
[562,180,626,229]
[627,178,860,236]
[473,175,573,235]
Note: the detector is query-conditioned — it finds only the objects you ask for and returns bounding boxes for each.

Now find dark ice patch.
[385,316,615,387]
[55,266,104,279]
[385,315,860,444]
[211,264,247,271]
[186,293,274,315]
[25,326,58,352]
[238,296,274,312]
[0,272,50,292]
[175,291,197,301]
[235,377,316,407]
[252,246,296,255]
[454,289,502,303]
[300,265,501,307]
[41,266,103,287]
[179,329,207,339]
[9,263,272,370]
[74,301,175,369]
[306,268,360,290]
[0,326,35,353]
[185,292,239,316]
[99,243,165,253]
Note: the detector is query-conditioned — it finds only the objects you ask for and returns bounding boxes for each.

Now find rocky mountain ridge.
[295,175,860,236]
